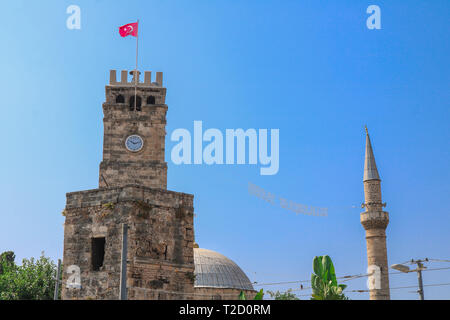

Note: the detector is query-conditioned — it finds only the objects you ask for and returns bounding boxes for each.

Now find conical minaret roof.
[364,126,380,181]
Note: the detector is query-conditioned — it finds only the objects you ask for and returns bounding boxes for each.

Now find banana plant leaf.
[254,289,264,300]
[311,255,348,300]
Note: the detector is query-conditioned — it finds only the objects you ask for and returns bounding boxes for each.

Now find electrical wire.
[250,258,450,284]
[254,267,450,298]
[421,266,450,273]
[250,265,450,300]
[253,279,310,286]
[253,273,369,286]
[253,266,450,286]
[429,258,450,263]
[348,282,450,293]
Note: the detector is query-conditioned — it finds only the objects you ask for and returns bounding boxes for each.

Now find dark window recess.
[116,94,125,103]
[91,237,105,271]
[147,95,155,105]
[129,96,142,111]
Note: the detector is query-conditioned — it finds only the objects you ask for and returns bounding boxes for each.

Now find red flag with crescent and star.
[119,22,138,37]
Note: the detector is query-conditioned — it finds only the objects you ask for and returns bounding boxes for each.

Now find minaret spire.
[364,126,380,182]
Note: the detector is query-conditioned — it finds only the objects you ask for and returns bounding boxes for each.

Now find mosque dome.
[193,248,255,291]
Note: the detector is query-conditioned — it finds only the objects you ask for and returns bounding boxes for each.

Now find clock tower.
[62,70,196,300]
[99,70,167,189]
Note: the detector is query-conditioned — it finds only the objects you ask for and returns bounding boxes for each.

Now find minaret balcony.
[360,211,389,230]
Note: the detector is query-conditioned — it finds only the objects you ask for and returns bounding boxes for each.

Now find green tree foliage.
[0,251,61,300]
[267,289,299,300]
[310,255,348,300]
[238,289,264,300]
[0,251,15,275]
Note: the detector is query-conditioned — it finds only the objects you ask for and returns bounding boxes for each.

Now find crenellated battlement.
[109,69,163,87]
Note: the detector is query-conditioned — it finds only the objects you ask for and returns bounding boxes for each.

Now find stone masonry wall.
[99,161,167,190]
[99,84,168,190]
[62,185,195,300]
[361,178,390,300]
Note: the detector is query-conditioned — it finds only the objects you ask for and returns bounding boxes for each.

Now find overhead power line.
[253,267,450,287]
[429,258,450,263]
[349,282,450,293]
[397,257,450,265]
[250,258,450,285]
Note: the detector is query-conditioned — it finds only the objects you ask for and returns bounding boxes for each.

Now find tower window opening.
[116,94,125,103]
[91,237,105,271]
[129,96,142,111]
[147,96,155,105]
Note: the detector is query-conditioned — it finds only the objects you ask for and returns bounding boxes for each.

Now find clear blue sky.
[0,0,449,299]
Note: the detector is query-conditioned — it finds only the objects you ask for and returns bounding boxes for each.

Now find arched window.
[116,94,125,103]
[129,96,142,111]
[147,95,156,105]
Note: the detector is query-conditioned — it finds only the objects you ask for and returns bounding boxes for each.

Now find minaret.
[360,127,390,300]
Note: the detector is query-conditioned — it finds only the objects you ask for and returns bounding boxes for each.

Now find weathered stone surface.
[361,181,390,300]
[62,71,197,300]
[62,185,195,300]
[99,75,168,189]
[360,211,389,230]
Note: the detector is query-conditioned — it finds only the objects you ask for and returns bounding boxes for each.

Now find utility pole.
[391,258,428,300]
[412,259,427,300]
[53,259,61,300]
[119,223,128,300]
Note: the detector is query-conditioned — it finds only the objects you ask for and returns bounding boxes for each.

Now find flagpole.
[134,19,139,112]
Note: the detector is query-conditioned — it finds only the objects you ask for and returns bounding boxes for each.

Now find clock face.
[125,135,144,152]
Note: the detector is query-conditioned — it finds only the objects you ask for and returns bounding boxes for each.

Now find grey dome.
[194,248,254,291]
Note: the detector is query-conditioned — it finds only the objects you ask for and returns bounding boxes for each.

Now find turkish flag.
[119,22,138,37]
